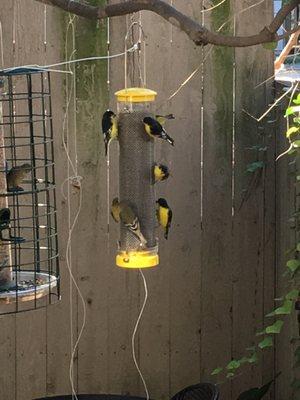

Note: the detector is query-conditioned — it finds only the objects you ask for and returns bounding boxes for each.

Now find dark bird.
[6,163,31,192]
[102,110,118,157]
[153,163,170,184]
[237,372,281,400]
[0,208,24,243]
[143,116,174,146]
[156,198,172,240]
[155,114,175,125]
[111,198,147,247]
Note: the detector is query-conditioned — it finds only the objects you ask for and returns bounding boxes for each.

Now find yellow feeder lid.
[116,250,159,269]
[115,87,157,103]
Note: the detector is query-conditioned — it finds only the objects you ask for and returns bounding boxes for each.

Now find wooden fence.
[0,1,295,399]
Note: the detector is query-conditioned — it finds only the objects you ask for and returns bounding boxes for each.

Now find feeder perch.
[115,88,159,269]
[0,67,59,312]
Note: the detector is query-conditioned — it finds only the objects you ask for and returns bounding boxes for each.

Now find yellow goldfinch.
[143,116,174,146]
[155,114,175,125]
[111,198,147,247]
[102,110,118,157]
[153,163,170,184]
[6,163,31,192]
[156,198,172,240]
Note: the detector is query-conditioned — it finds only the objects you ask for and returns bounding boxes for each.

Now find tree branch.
[35,0,300,47]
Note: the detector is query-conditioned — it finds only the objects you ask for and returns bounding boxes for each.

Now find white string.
[1,44,138,75]
[43,4,47,51]
[201,0,227,13]
[231,16,236,217]
[170,0,173,44]
[163,0,267,104]
[0,21,4,69]
[61,14,86,400]
[132,269,149,400]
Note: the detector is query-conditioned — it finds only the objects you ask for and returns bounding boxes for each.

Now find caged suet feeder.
[115,87,159,269]
[0,67,59,313]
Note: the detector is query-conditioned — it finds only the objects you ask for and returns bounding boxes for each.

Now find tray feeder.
[115,88,159,269]
[0,67,59,313]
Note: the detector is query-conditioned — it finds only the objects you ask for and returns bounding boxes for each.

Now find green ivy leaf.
[266,300,293,317]
[293,93,300,105]
[226,372,235,378]
[246,161,264,173]
[258,336,273,349]
[211,367,223,376]
[285,107,295,117]
[286,289,299,300]
[287,259,300,273]
[286,126,299,138]
[293,140,300,148]
[248,352,258,364]
[266,320,284,334]
[226,360,241,370]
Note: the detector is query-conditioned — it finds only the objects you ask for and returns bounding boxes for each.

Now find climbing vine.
[211,91,300,392]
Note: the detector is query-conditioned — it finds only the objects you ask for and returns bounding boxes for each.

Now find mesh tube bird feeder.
[115,88,159,269]
[0,67,59,313]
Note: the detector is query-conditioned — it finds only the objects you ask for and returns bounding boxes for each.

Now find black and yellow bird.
[6,163,31,192]
[143,116,174,146]
[102,110,118,157]
[152,163,170,184]
[155,114,175,126]
[156,198,172,240]
[111,197,147,247]
[237,372,281,400]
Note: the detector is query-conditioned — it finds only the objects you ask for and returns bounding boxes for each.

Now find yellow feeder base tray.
[116,250,159,269]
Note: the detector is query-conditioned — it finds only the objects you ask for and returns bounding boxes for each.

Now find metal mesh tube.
[119,110,156,251]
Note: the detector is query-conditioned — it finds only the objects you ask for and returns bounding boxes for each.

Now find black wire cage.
[0,67,59,314]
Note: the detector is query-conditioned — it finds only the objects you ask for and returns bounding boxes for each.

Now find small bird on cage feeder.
[156,198,173,240]
[152,163,170,184]
[143,116,174,146]
[101,110,118,157]
[0,208,24,243]
[111,197,147,247]
[6,163,31,192]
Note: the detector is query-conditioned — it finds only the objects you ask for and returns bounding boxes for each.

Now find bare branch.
[35,0,300,48]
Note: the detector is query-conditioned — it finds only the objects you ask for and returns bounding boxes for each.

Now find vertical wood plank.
[232,1,275,399]
[201,2,233,399]
[74,4,110,393]
[108,6,142,397]
[0,3,17,398]
[275,90,294,400]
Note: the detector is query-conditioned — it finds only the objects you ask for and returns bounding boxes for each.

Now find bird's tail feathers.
[166,134,174,146]
[164,227,169,240]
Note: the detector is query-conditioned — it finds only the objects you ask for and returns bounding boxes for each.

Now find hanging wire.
[170,0,173,44]
[132,269,149,400]
[231,16,236,217]
[161,0,267,105]
[124,21,146,88]
[43,4,47,52]
[60,14,86,400]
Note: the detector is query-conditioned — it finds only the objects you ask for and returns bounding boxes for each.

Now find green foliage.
[211,93,300,390]
[258,336,273,349]
[246,161,264,173]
